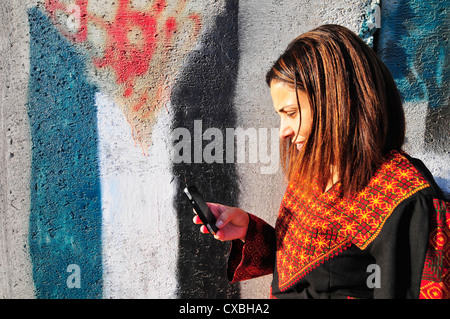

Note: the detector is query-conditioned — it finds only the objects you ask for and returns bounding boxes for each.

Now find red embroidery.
[229,214,276,283]
[276,151,430,291]
[419,198,450,299]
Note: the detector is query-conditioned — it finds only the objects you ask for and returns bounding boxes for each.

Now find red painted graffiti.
[44,0,202,152]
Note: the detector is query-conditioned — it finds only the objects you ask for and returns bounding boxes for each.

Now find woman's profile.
[193,24,449,299]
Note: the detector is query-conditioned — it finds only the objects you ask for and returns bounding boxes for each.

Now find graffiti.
[24,0,233,300]
[27,7,103,298]
[359,0,381,47]
[377,0,449,151]
[43,0,203,154]
[171,0,241,298]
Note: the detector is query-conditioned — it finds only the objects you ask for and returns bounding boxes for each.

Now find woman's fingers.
[206,202,230,218]
[192,203,229,226]
[200,225,209,234]
[192,203,228,225]
[215,207,249,229]
[192,203,249,242]
[192,215,202,225]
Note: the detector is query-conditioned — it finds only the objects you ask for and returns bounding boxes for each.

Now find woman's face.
[270,80,313,151]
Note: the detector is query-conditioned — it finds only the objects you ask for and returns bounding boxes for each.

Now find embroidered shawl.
[228,151,449,298]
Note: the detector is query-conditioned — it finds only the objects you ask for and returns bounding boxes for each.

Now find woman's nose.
[279,120,295,140]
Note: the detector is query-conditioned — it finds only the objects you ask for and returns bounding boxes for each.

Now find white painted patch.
[402,101,449,197]
[96,92,178,298]
[402,101,428,152]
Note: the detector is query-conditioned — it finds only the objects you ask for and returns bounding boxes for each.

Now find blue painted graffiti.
[27,7,102,299]
[377,0,449,152]
[378,0,448,110]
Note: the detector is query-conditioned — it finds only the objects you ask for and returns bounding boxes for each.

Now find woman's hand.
[193,203,249,242]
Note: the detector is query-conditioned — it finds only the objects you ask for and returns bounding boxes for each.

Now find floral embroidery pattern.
[276,151,430,291]
[419,198,450,299]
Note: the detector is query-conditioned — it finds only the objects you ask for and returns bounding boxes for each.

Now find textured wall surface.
[0,0,447,299]
[378,0,449,197]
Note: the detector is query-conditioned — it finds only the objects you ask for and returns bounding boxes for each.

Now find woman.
[193,24,449,299]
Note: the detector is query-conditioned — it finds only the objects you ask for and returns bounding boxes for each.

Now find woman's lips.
[296,142,304,151]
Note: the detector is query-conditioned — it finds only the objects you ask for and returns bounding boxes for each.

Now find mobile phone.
[183,185,218,235]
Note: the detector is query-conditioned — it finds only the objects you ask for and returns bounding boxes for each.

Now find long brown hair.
[266,24,405,197]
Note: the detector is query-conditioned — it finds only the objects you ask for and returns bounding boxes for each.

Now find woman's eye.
[286,112,296,118]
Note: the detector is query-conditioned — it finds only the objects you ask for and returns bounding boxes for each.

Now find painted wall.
[378,0,449,196]
[0,0,447,299]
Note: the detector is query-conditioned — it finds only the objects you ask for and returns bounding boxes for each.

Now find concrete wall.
[378,0,449,196]
[0,0,447,299]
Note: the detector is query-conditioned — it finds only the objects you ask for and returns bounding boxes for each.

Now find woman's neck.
[324,168,339,193]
